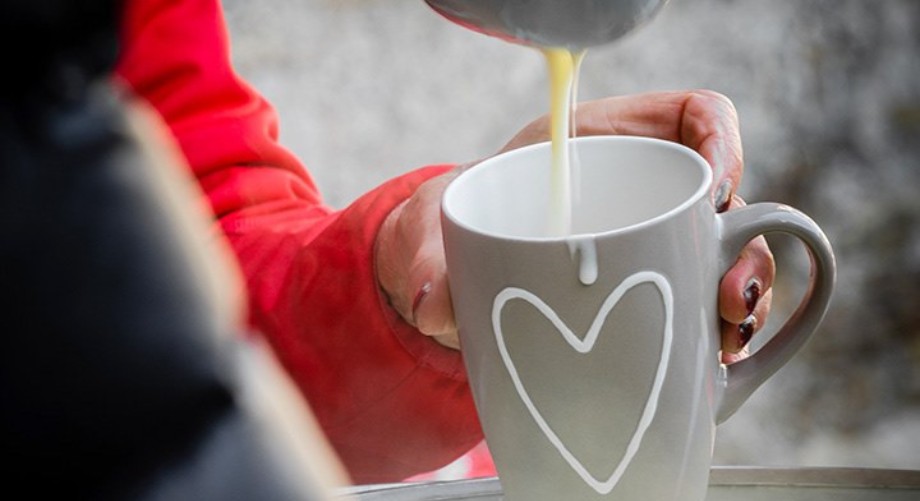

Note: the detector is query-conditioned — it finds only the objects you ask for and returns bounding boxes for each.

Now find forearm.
[221,165,481,481]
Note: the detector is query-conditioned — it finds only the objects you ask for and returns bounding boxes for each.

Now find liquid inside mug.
[441,136,835,500]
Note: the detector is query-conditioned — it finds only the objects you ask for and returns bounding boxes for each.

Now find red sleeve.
[115,0,482,482]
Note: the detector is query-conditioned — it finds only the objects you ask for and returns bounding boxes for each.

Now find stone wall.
[223,0,920,471]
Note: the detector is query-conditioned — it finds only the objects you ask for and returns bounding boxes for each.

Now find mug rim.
[442,135,713,242]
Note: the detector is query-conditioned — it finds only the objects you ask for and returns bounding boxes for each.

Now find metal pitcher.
[424,0,670,48]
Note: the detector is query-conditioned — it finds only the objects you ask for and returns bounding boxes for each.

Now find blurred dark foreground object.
[0,0,120,98]
[0,1,345,498]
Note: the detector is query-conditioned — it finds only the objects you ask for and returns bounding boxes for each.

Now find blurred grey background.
[223,0,920,474]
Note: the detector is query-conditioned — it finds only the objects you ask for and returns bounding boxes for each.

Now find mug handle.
[715,203,836,424]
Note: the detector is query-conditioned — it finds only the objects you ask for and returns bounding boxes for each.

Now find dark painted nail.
[714,180,733,213]
[411,282,433,325]
[743,279,761,316]
[739,315,756,348]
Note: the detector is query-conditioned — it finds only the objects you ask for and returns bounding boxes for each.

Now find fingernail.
[411,282,433,325]
[714,180,733,213]
[739,315,756,349]
[743,278,761,316]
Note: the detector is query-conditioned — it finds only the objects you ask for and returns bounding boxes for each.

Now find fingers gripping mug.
[441,136,835,500]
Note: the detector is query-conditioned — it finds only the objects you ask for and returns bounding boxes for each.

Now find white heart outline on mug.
[491,271,674,495]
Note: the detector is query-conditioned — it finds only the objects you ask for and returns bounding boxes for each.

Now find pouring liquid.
[424,2,672,287]
[543,48,597,286]
[543,48,585,238]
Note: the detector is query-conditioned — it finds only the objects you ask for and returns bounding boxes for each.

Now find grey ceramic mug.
[441,136,835,500]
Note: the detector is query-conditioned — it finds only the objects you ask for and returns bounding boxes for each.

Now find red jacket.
[115,0,482,483]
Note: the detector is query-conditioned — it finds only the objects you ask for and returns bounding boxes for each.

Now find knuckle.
[692,89,737,115]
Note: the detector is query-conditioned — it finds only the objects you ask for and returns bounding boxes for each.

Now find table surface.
[337,467,920,500]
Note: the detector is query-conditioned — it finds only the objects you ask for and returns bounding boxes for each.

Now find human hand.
[376,90,774,361]
[376,170,462,349]
[505,90,774,362]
